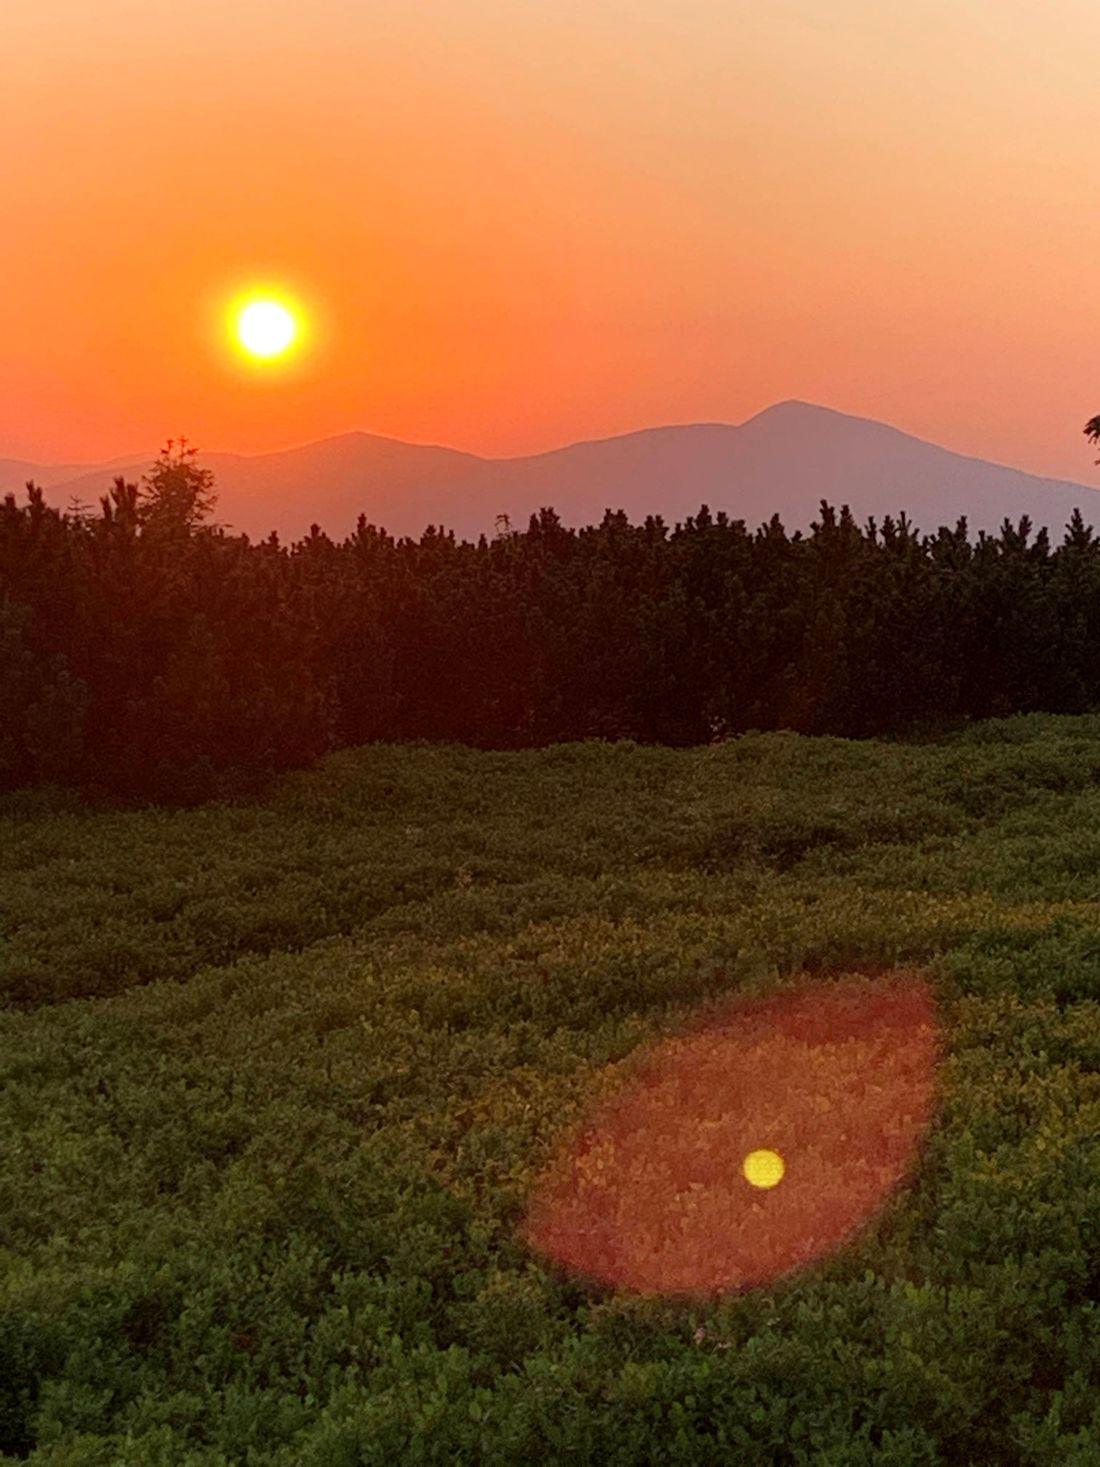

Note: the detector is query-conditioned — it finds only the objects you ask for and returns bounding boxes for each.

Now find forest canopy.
[5,452,1100,805]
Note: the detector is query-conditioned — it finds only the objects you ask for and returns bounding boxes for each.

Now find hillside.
[3,717,1100,1461]
[7,401,1099,545]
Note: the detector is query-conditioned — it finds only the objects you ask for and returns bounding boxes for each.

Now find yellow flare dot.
[743,1148,785,1188]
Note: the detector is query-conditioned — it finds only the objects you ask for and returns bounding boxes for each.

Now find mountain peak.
[744,399,883,429]
[12,404,1099,546]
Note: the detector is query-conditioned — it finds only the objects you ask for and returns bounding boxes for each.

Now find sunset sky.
[3,0,1098,479]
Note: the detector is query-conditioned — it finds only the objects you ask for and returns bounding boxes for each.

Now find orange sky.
[3,1,1098,479]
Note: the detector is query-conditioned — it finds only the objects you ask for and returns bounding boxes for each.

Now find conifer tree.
[138,438,219,538]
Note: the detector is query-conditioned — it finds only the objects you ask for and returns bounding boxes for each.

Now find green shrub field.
[3,714,1100,1464]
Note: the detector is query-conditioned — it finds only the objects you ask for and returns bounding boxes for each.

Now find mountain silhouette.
[6,401,1099,545]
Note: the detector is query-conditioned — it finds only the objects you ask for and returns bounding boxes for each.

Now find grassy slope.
[2,715,1100,1464]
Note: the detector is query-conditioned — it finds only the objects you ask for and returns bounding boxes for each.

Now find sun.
[236,299,298,359]
[218,282,317,373]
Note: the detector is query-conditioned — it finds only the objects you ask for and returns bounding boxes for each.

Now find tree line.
[5,436,1100,806]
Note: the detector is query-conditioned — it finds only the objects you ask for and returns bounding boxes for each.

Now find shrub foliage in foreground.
[2,719,1100,1462]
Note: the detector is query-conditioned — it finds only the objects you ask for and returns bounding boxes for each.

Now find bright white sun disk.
[238,301,296,358]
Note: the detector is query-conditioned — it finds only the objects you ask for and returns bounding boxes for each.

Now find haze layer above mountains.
[4,401,1098,546]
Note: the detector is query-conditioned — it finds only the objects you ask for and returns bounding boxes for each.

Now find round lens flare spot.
[743,1148,785,1189]
[236,300,297,359]
[520,972,939,1297]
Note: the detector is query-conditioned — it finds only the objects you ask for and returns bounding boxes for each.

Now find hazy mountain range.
[4,401,1099,546]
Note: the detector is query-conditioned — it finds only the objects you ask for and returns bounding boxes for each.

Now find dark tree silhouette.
[138,438,220,537]
[9,435,1100,804]
[1086,415,1100,463]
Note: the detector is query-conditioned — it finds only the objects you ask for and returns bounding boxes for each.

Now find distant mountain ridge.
[5,401,1099,546]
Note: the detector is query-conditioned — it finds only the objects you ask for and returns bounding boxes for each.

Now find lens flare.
[743,1148,785,1188]
[521,971,939,1297]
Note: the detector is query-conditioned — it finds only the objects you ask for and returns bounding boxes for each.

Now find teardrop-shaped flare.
[521,971,939,1296]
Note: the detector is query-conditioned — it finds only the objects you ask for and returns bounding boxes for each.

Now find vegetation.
[3,718,1100,1462]
[137,440,221,541]
[8,452,1100,805]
